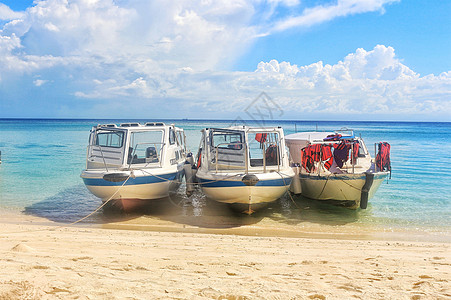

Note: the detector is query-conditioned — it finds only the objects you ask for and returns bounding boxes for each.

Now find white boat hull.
[297,172,388,208]
[81,167,184,209]
[197,170,294,212]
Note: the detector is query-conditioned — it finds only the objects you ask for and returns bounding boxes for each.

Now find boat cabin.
[86,122,186,170]
[198,126,289,173]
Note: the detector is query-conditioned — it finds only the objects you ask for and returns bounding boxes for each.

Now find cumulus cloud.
[252,45,450,117]
[0,3,24,20]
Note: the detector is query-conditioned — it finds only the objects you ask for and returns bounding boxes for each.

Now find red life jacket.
[301,146,315,173]
[301,144,334,172]
[352,142,360,163]
[376,142,391,175]
[255,133,267,143]
[321,145,333,170]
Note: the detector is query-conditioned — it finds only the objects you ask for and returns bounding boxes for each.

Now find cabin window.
[95,131,124,148]
[211,132,243,150]
[128,131,163,165]
[248,132,280,167]
[176,131,184,147]
[169,129,176,145]
[209,130,245,168]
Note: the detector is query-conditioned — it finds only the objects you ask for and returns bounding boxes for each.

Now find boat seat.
[250,158,263,167]
[145,146,159,163]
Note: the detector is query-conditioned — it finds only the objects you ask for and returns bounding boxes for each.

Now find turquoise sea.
[0,119,450,237]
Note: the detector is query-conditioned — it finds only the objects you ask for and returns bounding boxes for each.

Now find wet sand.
[1,206,450,300]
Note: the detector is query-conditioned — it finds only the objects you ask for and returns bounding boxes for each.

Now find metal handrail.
[86,145,111,172]
[253,140,281,173]
[212,140,283,174]
[213,142,247,173]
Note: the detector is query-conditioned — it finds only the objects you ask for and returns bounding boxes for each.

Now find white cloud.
[271,0,399,32]
[33,79,49,86]
[251,45,450,117]
[0,3,24,20]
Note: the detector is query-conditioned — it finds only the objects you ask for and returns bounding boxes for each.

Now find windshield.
[211,130,244,150]
[95,130,125,148]
[128,130,164,165]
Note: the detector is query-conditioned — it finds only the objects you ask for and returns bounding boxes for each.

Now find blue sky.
[0,0,450,121]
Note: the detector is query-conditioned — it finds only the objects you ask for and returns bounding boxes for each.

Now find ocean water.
[0,119,450,235]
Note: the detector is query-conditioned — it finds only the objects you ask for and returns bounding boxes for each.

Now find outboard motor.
[184,153,196,196]
[289,165,302,194]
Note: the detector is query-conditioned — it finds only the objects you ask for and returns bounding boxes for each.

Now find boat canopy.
[200,126,286,173]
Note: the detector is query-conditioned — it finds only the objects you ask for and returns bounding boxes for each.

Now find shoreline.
[2,207,450,243]
[1,212,450,299]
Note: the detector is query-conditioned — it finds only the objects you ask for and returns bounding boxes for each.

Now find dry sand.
[0,211,450,300]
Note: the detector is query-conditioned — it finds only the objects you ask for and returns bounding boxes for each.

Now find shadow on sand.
[24,184,364,231]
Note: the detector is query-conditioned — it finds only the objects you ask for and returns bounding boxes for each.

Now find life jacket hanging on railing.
[333,140,359,167]
[323,134,342,141]
[352,141,360,164]
[376,142,391,178]
[301,144,334,173]
[333,142,349,168]
[301,145,315,173]
[321,145,333,170]
[265,144,278,165]
[255,133,268,149]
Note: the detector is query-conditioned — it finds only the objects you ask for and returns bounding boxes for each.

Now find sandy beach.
[0,210,450,300]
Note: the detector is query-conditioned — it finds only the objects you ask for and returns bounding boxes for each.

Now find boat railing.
[212,140,282,174]
[212,142,248,174]
[335,128,354,139]
[301,139,360,175]
[86,144,123,172]
[249,141,281,173]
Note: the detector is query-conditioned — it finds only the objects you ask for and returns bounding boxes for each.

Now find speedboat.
[285,128,391,209]
[194,126,294,214]
[81,122,187,211]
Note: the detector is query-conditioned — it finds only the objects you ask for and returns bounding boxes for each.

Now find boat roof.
[94,122,180,131]
[285,130,356,143]
[204,126,283,133]
[285,132,335,143]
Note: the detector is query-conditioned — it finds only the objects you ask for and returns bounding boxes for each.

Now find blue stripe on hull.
[299,172,387,181]
[83,171,183,187]
[197,177,292,188]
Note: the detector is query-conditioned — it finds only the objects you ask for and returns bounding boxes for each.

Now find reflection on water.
[24,184,361,229]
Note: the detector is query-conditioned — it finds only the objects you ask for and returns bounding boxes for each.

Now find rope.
[316,175,330,199]
[276,171,302,210]
[0,175,132,236]
[66,174,131,226]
